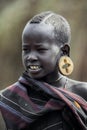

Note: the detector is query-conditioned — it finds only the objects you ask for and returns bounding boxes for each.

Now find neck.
[24,70,64,87]
[39,70,62,85]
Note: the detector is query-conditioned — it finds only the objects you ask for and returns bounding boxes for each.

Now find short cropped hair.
[29,11,71,46]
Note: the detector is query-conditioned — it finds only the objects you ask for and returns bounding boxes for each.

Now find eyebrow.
[22,43,46,47]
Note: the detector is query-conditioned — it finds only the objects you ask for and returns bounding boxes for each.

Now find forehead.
[22,23,55,43]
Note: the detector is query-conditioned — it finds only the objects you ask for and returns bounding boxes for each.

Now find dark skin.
[22,22,87,101]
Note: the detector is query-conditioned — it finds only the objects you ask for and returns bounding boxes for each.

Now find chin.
[28,73,44,79]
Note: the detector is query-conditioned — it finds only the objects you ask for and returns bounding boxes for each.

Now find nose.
[27,52,38,62]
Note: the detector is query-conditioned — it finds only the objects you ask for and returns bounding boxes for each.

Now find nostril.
[27,54,38,62]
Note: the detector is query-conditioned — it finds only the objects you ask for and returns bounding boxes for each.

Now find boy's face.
[22,23,61,79]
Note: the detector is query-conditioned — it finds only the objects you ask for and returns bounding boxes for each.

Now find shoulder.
[66,77,87,88]
[66,77,87,101]
[0,80,26,97]
[0,82,16,99]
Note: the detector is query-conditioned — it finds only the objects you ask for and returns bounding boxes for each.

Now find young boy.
[0,11,87,130]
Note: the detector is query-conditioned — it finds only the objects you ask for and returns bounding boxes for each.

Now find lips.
[29,65,41,70]
[27,65,41,73]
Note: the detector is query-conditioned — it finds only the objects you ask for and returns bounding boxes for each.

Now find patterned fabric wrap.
[0,74,87,130]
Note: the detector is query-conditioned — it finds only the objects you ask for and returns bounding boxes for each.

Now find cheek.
[51,46,60,63]
[43,53,58,68]
[22,53,26,68]
[51,51,59,63]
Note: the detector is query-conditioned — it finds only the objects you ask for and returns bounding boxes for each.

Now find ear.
[61,44,70,56]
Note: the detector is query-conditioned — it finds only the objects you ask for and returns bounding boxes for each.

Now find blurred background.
[0,0,87,128]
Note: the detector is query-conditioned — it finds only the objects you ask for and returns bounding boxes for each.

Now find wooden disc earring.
[59,56,74,76]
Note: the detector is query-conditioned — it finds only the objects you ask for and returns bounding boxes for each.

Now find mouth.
[27,65,41,73]
[29,65,41,70]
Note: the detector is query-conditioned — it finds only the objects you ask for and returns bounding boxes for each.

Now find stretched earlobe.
[58,56,74,76]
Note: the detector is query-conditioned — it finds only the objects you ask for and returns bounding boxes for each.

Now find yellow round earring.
[59,56,74,76]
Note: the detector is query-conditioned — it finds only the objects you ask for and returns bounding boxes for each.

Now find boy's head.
[29,11,71,46]
[22,11,71,79]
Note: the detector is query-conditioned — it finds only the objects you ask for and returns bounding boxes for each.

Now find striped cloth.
[0,73,87,130]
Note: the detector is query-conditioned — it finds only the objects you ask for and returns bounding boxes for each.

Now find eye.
[37,48,48,53]
[22,44,30,51]
[22,47,31,54]
[22,47,28,51]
